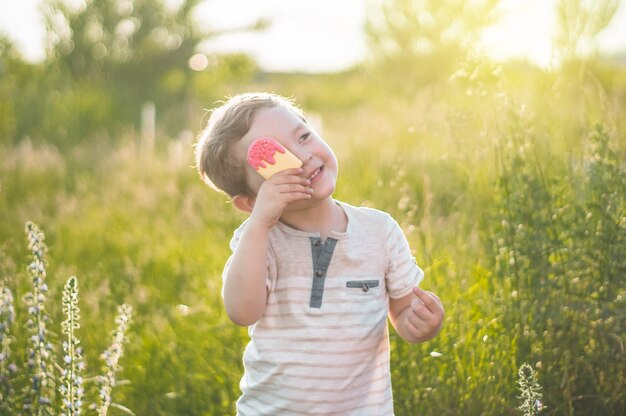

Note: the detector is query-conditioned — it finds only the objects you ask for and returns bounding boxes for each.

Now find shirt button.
[315,270,324,277]
[313,239,321,246]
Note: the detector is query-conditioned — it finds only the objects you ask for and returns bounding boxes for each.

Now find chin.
[312,179,336,200]
[289,187,336,211]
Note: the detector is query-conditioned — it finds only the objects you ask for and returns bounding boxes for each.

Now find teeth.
[308,168,321,181]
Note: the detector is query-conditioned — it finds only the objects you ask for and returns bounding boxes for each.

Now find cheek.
[316,140,334,159]
[324,146,339,171]
[247,170,265,193]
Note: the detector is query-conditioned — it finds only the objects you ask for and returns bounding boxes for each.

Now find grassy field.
[1,62,625,415]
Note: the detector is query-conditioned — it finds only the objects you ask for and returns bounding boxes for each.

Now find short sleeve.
[221,220,276,298]
[384,215,424,299]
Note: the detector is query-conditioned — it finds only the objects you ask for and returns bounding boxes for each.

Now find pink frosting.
[247,137,286,170]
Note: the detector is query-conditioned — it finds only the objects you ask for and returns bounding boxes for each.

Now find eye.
[298,132,311,144]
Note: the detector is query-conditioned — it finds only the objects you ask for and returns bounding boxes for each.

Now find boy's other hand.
[405,287,444,342]
[249,168,313,229]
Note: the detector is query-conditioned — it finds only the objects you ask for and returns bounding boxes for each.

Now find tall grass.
[492,122,625,414]
[0,62,624,414]
[0,222,134,414]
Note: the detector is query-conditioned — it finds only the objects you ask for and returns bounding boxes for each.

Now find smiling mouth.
[307,167,322,181]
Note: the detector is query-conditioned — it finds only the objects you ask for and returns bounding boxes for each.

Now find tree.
[554,0,619,64]
[364,0,501,83]
[0,36,53,146]
[43,0,205,132]
[37,0,258,145]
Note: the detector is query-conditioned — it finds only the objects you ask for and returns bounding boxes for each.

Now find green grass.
[1,62,625,415]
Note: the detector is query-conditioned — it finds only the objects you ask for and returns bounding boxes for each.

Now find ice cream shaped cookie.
[247,137,303,179]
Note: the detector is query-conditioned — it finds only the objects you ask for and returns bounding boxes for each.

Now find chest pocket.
[346,279,380,292]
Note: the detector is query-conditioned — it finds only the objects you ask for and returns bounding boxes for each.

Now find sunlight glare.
[479,0,557,68]
[196,0,367,73]
[188,53,209,71]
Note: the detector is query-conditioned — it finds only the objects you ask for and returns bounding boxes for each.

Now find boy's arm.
[223,168,312,326]
[222,220,272,326]
[388,287,444,343]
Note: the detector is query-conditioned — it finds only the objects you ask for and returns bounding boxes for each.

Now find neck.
[280,198,346,239]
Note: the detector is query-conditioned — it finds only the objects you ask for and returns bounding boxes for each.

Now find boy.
[195,93,444,415]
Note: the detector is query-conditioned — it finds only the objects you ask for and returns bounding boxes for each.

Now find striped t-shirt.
[223,200,424,416]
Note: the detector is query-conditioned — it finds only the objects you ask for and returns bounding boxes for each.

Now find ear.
[232,194,256,213]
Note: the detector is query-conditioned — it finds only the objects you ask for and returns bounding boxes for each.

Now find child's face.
[233,106,339,203]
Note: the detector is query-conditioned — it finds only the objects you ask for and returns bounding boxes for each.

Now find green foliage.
[555,0,619,63]
[42,0,208,138]
[45,0,203,81]
[0,0,257,150]
[364,0,501,85]
[0,287,17,411]
[0,39,53,147]
[492,116,625,414]
[1,1,626,412]
[2,55,626,412]
[0,222,133,415]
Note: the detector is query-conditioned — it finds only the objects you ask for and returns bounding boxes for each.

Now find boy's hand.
[403,287,444,342]
[249,168,313,229]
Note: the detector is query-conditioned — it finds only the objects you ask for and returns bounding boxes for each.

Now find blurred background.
[1,0,625,415]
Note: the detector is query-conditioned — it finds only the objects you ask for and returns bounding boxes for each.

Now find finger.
[279,184,314,197]
[427,291,444,316]
[427,291,442,306]
[406,307,428,328]
[408,300,442,337]
[283,191,313,202]
[412,287,441,314]
[404,315,428,339]
[406,315,441,341]
[410,298,435,321]
[272,175,311,187]
[273,168,305,178]
[277,183,314,194]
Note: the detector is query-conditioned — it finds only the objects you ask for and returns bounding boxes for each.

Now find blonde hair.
[194,93,306,197]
